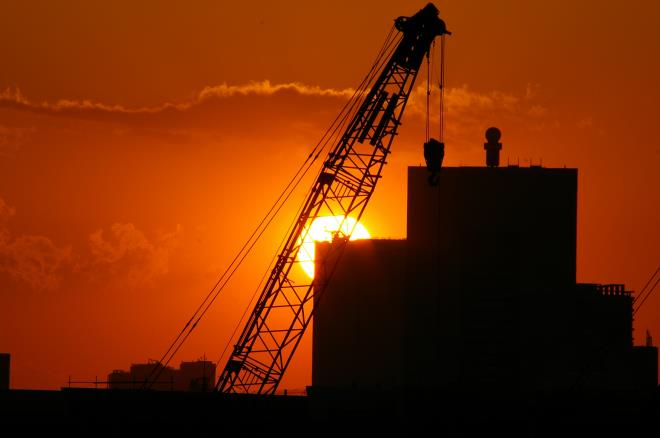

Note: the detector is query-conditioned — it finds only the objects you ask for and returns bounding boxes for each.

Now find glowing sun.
[297,215,370,278]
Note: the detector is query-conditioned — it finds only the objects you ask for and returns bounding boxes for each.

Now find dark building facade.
[0,353,9,390]
[313,166,657,392]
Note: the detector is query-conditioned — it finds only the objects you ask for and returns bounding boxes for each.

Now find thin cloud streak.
[0,81,355,118]
[0,81,546,131]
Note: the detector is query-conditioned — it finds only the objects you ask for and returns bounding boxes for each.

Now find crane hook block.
[424,138,444,186]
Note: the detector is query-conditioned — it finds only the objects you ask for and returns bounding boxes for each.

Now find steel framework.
[217,3,449,394]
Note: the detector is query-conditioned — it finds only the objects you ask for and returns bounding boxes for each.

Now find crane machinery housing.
[215,3,450,394]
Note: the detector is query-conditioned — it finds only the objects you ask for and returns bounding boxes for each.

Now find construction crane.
[216,3,449,394]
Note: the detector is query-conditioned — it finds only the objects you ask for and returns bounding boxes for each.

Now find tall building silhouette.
[313,165,657,392]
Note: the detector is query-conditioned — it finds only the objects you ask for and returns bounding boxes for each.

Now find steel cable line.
[633,265,659,306]
[439,34,446,142]
[214,29,403,376]
[634,266,659,315]
[146,28,400,388]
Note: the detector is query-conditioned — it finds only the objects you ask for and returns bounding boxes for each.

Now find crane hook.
[424,138,444,186]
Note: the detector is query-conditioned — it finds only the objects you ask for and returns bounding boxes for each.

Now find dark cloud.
[0,199,183,290]
[0,197,72,290]
[86,222,182,286]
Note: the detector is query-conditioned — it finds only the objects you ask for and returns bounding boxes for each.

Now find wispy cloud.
[1,81,539,119]
[87,222,181,286]
[0,235,72,291]
[0,81,551,147]
[197,81,355,100]
[576,116,594,129]
[0,124,34,155]
[404,83,552,149]
[0,197,71,290]
[0,197,15,220]
[408,83,547,121]
[0,81,354,118]
[0,197,183,291]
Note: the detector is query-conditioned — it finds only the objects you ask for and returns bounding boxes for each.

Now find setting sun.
[297,215,370,278]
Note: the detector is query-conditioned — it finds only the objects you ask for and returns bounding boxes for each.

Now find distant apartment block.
[108,359,215,391]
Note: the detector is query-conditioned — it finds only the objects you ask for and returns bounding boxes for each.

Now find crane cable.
[145,27,400,388]
[208,29,403,382]
[149,69,380,388]
[425,45,430,143]
[424,35,446,143]
[439,34,446,143]
[214,29,404,373]
[201,28,402,360]
[633,265,659,315]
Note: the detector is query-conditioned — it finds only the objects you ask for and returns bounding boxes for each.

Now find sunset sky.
[1,0,658,390]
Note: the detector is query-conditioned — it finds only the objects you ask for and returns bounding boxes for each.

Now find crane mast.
[217,3,449,394]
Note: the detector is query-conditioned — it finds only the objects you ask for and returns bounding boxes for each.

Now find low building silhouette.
[313,165,658,392]
[108,359,215,391]
[0,353,9,390]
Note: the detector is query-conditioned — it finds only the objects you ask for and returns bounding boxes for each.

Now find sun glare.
[297,215,370,279]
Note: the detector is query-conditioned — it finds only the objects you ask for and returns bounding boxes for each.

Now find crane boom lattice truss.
[217,3,449,394]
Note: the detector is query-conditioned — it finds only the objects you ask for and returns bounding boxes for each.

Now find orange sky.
[0,0,658,390]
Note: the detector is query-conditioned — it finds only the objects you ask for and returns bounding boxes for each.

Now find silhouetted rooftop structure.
[108,359,215,391]
[0,353,9,391]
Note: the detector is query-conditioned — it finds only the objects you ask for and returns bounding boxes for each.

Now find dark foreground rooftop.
[1,387,658,437]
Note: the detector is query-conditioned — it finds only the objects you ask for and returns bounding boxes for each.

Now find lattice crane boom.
[217,3,449,394]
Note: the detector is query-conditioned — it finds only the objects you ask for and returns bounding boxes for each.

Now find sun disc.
[297,215,370,278]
